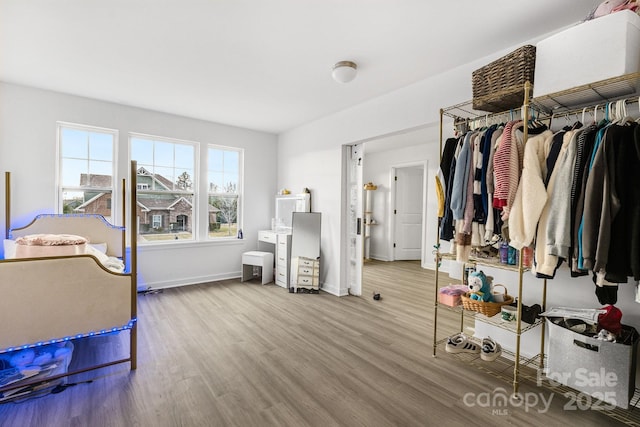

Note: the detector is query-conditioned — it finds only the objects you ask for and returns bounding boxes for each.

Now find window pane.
[62,158,88,187]
[176,169,194,191]
[154,141,174,167]
[59,124,116,216]
[175,144,194,169]
[131,138,154,165]
[61,128,88,159]
[208,148,223,170]
[89,132,113,161]
[222,174,238,192]
[61,190,85,213]
[137,192,193,241]
[208,195,238,238]
[153,166,175,191]
[89,160,112,178]
[224,151,239,172]
[62,190,112,222]
[131,135,196,243]
[207,146,241,240]
[208,172,224,192]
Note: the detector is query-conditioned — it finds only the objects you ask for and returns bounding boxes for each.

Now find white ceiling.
[0,1,596,134]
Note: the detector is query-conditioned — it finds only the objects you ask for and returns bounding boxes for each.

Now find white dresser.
[290,256,320,292]
[258,230,291,288]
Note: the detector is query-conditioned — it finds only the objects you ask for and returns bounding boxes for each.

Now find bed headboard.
[9,214,125,258]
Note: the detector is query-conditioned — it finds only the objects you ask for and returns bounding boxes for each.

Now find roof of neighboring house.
[80,174,112,187]
[137,167,174,190]
[74,192,107,211]
[75,169,218,213]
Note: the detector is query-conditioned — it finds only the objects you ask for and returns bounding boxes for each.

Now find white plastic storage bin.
[534,10,640,98]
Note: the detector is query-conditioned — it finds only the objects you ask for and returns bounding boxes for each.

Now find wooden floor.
[0,260,627,426]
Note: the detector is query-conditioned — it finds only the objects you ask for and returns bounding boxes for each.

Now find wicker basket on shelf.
[461,284,513,317]
[472,45,536,113]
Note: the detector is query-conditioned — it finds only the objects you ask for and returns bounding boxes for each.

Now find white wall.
[0,82,278,289]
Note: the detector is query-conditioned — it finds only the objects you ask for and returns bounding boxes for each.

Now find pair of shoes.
[480,336,502,361]
[445,333,480,354]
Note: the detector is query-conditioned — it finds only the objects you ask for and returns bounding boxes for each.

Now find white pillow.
[84,244,109,264]
[3,239,16,259]
[89,242,108,254]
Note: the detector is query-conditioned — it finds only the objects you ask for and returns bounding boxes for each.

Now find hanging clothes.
[602,123,640,282]
[508,129,553,250]
[546,128,583,260]
[436,137,459,220]
[570,124,598,277]
[534,130,577,279]
[440,137,463,242]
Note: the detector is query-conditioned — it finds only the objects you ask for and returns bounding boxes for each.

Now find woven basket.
[461,284,513,317]
[472,45,536,113]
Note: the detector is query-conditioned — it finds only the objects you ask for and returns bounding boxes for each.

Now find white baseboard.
[138,271,240,291]
[318,282,345,296]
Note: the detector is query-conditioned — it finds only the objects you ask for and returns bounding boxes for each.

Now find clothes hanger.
[618,99,635,125]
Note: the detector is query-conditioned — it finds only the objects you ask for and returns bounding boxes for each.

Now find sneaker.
[445,333,480,354]
[481,336,502,361]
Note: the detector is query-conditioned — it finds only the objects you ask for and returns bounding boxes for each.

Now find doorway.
[391,165,425,261]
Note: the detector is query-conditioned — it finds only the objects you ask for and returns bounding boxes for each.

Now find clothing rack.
[434,82,547,396]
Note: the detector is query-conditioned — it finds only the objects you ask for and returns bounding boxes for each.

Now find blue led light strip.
[0,318,137,354]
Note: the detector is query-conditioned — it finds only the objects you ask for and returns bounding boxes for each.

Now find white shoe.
[445,333,480,354]
[481,336,502,361]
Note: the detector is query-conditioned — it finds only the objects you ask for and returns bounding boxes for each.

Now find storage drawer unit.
[291,256,320,292]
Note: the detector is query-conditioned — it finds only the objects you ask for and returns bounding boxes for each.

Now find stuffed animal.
[467,270,494,302]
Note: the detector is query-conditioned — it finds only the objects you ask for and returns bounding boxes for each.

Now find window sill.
[136,238,245,252]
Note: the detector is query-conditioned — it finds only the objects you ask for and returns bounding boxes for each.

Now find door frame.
[388,161,428,263]
[340,143,364,296]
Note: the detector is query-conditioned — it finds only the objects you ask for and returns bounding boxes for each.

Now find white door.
[344,144,364,296]
[393,166,424,260]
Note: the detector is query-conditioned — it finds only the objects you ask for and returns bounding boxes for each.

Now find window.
[58,123,116,222]
[130,134,196,242]
[208,146,242,239]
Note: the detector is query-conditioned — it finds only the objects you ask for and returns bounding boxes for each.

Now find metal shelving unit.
[433,73,640,424]
[432,81,548,397]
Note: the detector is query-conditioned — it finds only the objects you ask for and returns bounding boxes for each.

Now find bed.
[0,162,138,400]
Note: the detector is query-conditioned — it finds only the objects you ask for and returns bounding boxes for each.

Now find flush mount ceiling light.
[332,61,358,83]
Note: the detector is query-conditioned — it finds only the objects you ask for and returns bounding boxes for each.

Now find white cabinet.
[275,233,292,288]
[258,230,291,288]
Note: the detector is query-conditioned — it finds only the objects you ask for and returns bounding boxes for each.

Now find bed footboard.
[0,256,134,352]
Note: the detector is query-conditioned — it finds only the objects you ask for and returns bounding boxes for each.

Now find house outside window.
[130,134,196,242]
[57,123,116,223]
[208,145,242,239]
